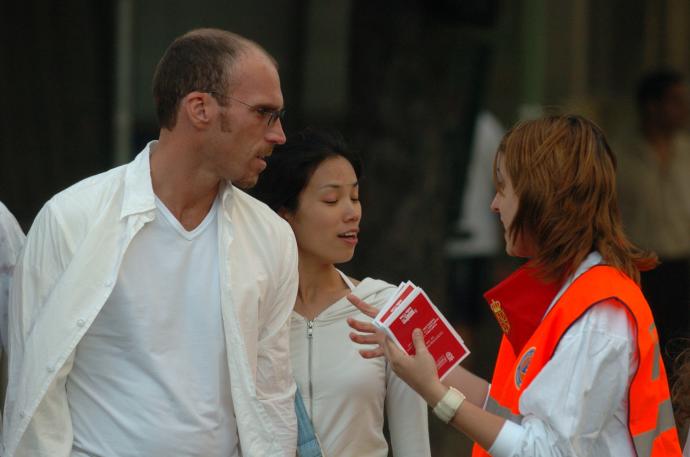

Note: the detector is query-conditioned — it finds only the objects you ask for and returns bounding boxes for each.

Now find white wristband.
[433,386,465,423]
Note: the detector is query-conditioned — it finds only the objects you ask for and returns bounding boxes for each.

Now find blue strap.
[295,385,323,457]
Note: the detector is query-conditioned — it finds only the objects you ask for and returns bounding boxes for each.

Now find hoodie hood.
[292,275,398,326]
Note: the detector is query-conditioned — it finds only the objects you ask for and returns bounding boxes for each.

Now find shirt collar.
[121,140,238,220]
[483,251,603,354]
[219,180,236,215]
[545,251,603,315]
[121,141,157,219]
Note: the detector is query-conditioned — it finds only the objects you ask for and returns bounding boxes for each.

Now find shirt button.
[19,411,25,419]
[104,280,113,288]
[46,365,55,373]
[76,319,86,327]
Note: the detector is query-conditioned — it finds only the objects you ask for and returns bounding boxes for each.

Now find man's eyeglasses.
[209,92,285,127]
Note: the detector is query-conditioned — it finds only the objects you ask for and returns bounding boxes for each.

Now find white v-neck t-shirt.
[66,196,239,457]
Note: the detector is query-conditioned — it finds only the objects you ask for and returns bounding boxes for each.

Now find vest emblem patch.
[515,347,536,389]
[490,299,511,334]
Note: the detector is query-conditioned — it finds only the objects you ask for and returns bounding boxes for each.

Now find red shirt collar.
[484,264,562,354]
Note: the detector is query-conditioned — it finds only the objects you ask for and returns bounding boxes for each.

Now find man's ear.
[181,92,214,129]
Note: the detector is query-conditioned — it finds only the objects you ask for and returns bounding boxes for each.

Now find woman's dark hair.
[250,127,362,213]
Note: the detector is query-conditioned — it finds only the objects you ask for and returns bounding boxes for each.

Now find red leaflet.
[374,283,470,380]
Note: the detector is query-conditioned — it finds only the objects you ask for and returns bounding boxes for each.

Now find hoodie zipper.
[307,319,314,418]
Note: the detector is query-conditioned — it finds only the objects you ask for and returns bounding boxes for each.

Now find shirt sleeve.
[386,359,432,457]
[0,202,26,351]
[254,226,299,456]
[11,353,76,457]
[488,300,637,457]
[6,200,76,457]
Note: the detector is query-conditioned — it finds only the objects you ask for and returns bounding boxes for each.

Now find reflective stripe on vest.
[633,398,675,457]
[650,323,660,381]
[485,396,523,425]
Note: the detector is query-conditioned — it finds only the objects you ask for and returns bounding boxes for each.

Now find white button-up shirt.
[3,144,299,457]
[0,201,25,352]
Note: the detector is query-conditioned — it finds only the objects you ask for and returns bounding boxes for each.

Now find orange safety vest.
[472,266,682,457]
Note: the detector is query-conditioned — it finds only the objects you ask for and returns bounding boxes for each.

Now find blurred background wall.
[1,1,688,455]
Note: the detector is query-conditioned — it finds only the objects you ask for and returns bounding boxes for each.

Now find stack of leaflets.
[373,281,470,380]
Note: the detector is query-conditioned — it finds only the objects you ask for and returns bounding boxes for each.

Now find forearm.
[255,388,297,456]
[255,347,297,455]
[441,364,490,407]
[421,380,505,452]
[12,359,74,457]
[256,322,297,455]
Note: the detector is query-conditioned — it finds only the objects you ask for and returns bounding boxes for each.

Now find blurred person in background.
[445,111,505,353]
[0,201,24,424]
[617,69,690,368]
[350,115,682,456]
[0,202,24,352]
[4,28,298,457]
[251,128,431,457]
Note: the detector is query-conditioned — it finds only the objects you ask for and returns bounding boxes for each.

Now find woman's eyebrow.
[317,181,359,190]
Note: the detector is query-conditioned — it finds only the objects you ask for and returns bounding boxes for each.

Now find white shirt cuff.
[488,419,525,457]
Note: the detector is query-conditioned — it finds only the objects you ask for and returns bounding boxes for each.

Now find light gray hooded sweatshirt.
[290,275,431,457]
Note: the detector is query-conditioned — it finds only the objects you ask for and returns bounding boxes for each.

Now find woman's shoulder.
[350,277,399,308]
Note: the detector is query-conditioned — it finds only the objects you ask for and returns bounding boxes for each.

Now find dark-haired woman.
[348,115,682,456]
[251,128,430,457]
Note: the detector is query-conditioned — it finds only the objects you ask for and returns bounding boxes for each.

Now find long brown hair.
[494,114,657,283]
